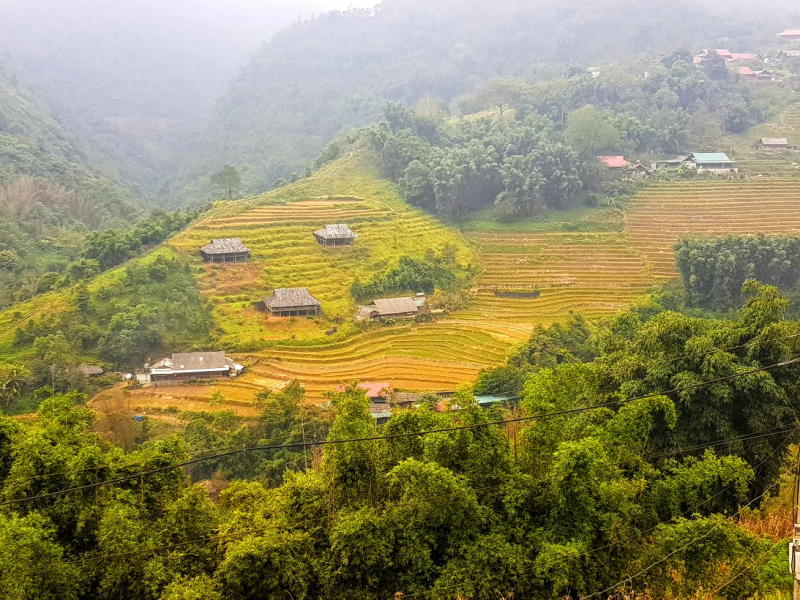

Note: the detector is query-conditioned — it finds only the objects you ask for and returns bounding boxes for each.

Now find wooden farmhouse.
[761,138,789,151]
[370,297,420,319]
[200,238,251,263]
[314,224,358,246]
[263,288,321,317]
[141,352,243,383]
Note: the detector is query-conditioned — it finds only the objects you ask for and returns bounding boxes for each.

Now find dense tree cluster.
[370,53,785,222]
[676,234,800,309]
[11,249,212,382]
[350,244,473,302]
[82,209,199,271]
[1,284,797,598]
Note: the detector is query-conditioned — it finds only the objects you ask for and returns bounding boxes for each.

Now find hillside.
[0,59,143,308]
[177,0,791,199]
[0,0,374,197]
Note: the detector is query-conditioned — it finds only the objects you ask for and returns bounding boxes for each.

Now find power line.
[580,474,786,599]
[400,428,797,599]
[4,355,798,507]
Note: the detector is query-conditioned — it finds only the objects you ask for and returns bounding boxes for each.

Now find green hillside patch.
[170,150,476,351]
[0,247,212,373]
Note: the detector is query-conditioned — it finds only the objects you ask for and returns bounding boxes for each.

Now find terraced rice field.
[455,231,651,325]
[625,178,800,277]
[169,152,497,394]
[730,102,800,177]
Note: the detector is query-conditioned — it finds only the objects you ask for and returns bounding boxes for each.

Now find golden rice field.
[625,178,800,277]
[456,231,650,325]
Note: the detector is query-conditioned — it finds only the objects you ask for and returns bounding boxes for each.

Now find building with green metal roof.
[691,152,738,174]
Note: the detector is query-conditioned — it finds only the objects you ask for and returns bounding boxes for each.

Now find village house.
[631,163,654,176]
[200,238,251,263]
[693,152,738,174]
[78,364,104,377]
[313,224,358,246]
[652,155,693,169]
[597,156,630,170]
[760,138,789,151]
[779,50,800,60]
[738,66,756,79]
[370,297,420,319]
[139,351,243,383]
[778,29,800,42]
[263,287,321,317]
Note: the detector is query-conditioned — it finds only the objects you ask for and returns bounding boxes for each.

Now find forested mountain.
[177,0,794,198]
[0,0,376,198]
[0,59,143,308]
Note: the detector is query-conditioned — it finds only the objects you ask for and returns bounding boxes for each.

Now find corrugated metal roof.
[597,155,629,169]
[762,138,789,145]
[372,297,419,316]
[313,224,358,239]
[778,30,800,36]
[171,352,230,371]
[201,238,250,255]
[730,53,756,61]
[738,66,755,76]
[692,152,734,163]
[263,288,321,309]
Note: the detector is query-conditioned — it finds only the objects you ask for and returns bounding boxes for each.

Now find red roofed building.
[729,53,756,62]
[738,66,756,78]
[714,49,732,57]
[597,156,630,170]
[778,29,800,41]
[336,381,393,401]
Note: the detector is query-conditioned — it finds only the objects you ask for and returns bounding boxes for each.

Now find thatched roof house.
[263,288,321,317]
[200,239,251,263]
[314,224,358,246]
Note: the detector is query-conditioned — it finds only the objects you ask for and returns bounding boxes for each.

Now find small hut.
[760,138,789,151]
[263,288,321,317]
[200,239,251,263]
[313,224,358,246]
[370,297,419,319]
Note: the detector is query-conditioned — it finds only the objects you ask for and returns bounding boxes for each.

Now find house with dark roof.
[263,288,321,317]
[200,239,251,263]
[652,155,694,170]
[370,297,420,319]
[78,365,104,377]
[143,352,243,383]
[760,138,789,150]
[313,224,358,246]
[597,156,630,170]
[692,153,738,174]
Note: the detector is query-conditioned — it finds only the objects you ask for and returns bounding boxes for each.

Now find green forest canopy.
[1,283,799,598]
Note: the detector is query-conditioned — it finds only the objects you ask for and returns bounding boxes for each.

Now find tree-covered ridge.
[179,0,784,200]
[367,52,787,222]
[676,234,800,310]
[1,284,798,598]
